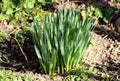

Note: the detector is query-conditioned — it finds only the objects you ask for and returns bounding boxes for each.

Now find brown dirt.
[83,31,120,79]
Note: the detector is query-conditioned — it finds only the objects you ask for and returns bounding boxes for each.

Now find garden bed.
[0,0,120,81]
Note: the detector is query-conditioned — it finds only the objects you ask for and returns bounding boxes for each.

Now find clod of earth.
[115,17,120,33]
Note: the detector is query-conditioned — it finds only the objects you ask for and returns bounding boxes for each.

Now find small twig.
[14,38,28,62]
[14,31,29,66]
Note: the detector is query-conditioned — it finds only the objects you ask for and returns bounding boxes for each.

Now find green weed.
[0,69,32,81]
[31,8,93,75]
[64,66,98,81]
[89,5,115,23]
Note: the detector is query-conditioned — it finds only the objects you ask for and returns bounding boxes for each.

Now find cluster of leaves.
[0,30,7,43]
[116,0,120,2]
[65,66,98,81]
[0,69,32,81]
[31,8,93,75]
[64,66,118,81]
[89,5,115,23]
[0,52,8,63]
[16,28,33,45]
[0,0,51,52]
[0,0,51,27]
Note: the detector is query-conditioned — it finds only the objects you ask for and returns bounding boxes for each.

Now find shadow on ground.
[0,35,40,73]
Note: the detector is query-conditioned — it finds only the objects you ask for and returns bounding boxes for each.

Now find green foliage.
[0,36,5,43]
[116,0,120,2]
[0,31,8,63]
[0,31,7,43]
[31,8,93,75]
[64,66,118,81]
[0,52,8,63]
[0,0,49,29]
[64,66,98,81]
[16,29,33,45]
[0,14,7,20]
[24,0,36,9]
[90,5,115,23]
[0,69,32,81]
